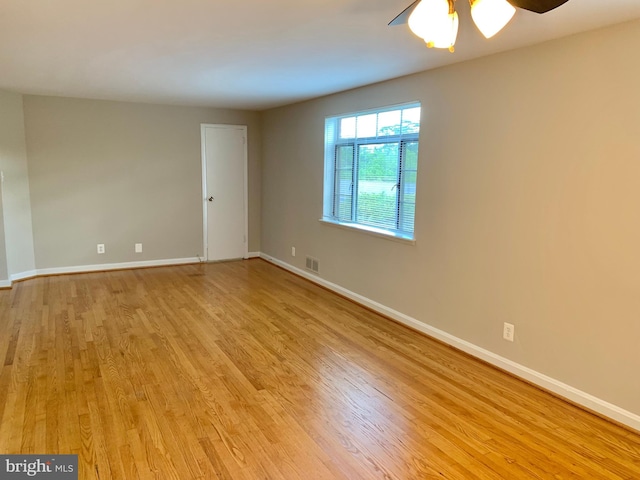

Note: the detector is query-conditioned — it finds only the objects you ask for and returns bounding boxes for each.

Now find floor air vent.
[305,256,319,273]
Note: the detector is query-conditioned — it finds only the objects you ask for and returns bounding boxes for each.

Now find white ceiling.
[1,0,639,110]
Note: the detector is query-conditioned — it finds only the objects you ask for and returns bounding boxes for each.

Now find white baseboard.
[36,257,200,277]
[7,255,258,285]
[260,253,640,432]
[5,258,200,285]
[10,269,37,282]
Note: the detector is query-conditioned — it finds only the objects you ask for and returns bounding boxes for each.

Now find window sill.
[319,218,416,245]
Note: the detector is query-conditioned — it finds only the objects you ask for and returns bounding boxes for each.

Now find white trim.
[10,269,37,282]
[35,257,199,277]
[319,218,416,245]
[201,124,208,260]
[243,131,249,261]
[1,258,200,287]
[260,253,640,432]
[201,124,249,262]
[246,252,261,259]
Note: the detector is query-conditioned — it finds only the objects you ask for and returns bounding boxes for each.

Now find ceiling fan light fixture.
[428,10,458,52]
[470,0,516,38]
[408,0,458,52]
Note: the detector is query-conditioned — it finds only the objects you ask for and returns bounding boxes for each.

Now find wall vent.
[305,256,319,274]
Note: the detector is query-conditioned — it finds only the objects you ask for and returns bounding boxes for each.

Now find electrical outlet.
[503,322,515,342]
[97,244,105,254]
[291,246,296,257]
[135,243,143,253]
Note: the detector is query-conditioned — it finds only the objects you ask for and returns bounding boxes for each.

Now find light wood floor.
[0,260,639,479]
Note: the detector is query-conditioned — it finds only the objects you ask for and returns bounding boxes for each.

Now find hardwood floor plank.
[1,260,639,479]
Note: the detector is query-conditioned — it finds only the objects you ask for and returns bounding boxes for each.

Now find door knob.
[208,196,214,202]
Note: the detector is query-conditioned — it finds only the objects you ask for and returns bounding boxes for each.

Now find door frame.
[200,123,249,261]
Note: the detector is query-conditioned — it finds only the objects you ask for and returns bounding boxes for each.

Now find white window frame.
[322,102,421,242]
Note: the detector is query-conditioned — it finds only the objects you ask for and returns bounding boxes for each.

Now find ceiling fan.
[389,0,570,52]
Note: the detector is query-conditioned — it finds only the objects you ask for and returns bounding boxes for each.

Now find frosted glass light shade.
[470,0,516,38]
[428,11,458,50]
[408,0,458,51]
[408,0,448,39]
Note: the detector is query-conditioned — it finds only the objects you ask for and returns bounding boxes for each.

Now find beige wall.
[261,20,640,416]
[23,96,261,269]
[0,90,36,278]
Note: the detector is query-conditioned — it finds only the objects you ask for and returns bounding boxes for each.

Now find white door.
[201,124,248,261]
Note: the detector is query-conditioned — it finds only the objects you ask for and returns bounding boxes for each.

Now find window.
[323,103,420,240]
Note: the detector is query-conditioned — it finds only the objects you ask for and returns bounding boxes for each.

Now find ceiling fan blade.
[388,0,421,26]
[507,0,570,14]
